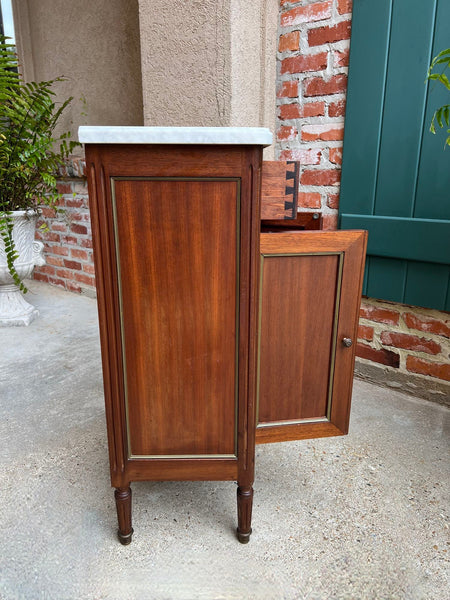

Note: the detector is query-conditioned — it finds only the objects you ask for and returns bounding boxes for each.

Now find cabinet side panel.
[258,253,339,423]
[113,179,239,457]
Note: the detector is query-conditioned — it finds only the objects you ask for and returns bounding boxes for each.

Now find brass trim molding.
[129,453,238,460]
[111,176,241,460]
[257,417,329,429]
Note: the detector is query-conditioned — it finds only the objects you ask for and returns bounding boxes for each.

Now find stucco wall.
[12,0,144,150]
[229,0,277,133]
[12,0,276,156]
[138,0,277,157]
[138,0,232,127]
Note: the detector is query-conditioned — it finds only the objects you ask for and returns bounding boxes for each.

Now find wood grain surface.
[260,161,299,220]
[85,143,263,542]
[85,143,262,489]
[84,141,365,544]
[261,211,323,232]
[256,230,367,444]
[258,253,339,422]
[113,178,239,457]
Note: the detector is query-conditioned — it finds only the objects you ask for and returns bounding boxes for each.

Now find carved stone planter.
[0,211,45,326]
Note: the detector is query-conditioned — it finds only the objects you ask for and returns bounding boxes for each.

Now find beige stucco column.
[138,0,277,157]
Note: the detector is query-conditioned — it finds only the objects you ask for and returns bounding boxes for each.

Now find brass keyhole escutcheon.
[342,337,353,348]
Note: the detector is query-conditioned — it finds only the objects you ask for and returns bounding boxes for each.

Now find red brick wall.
[34,160,96,296]
[358,299,450,384]
[277,0,352,230]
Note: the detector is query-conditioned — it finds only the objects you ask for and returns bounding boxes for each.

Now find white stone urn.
[0,210,45,326]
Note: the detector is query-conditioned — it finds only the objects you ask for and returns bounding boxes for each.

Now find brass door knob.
[342,337,353,348]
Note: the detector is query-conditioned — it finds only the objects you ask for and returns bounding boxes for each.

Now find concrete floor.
[0,281,449,600]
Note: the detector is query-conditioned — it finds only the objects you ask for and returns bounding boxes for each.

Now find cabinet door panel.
[256,230,367,444]
[113,178,239,458]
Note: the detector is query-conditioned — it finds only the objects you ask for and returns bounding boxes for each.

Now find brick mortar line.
[278,41,350,58]
[278,138,344,145]
[277,66,349,81]
[277,99,346,105]
[280,14,351,29]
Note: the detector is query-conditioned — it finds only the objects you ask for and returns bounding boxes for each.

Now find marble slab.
[78,126,272,147]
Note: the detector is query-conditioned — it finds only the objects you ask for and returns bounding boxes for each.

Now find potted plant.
[0,35,79,325]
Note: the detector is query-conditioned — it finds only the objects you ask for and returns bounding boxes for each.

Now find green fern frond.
[0,34,81,290]
[427,48,450,147]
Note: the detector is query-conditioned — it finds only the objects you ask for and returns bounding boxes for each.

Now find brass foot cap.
[118,528,134,545]
[237,528,252,544]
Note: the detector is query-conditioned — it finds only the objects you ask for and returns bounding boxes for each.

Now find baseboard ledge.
[354,359,450,408]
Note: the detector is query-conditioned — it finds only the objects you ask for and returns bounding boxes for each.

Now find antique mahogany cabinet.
[79,126,367,545]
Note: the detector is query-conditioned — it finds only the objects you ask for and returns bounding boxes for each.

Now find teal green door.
[339,0,450,311]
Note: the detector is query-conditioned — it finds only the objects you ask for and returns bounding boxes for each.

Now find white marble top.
[78,126,272,146]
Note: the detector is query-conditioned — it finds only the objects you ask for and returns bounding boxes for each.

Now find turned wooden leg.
[115,486,133,545]
[236,485,253,544]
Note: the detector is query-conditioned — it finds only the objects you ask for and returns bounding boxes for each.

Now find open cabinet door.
[256,230,367,445]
